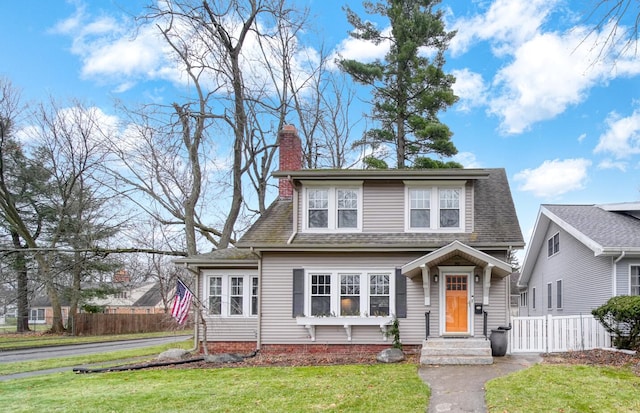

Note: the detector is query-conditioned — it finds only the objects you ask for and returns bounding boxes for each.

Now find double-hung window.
[409,189,430,228]
[439,188,460,228]
[631,265,640,295]
[311,274,332,316]
[206,272,258,317]
[304,184,362,231]
[308,189,329,228]
[369,273,390,316]
[306,269,393,317]
[406,184,464,231]
[548,233,560,257]
[556,279,563,309]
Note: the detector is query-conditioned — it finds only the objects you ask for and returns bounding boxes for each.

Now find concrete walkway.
[418,354,542,413]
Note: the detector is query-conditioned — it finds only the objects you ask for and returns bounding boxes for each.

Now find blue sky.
[2,0,639,260]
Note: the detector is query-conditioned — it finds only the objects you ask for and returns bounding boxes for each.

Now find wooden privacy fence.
[510,314,612,353]
[71,313,178,336]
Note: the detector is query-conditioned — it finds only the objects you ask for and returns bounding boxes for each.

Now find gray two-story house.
[518,203,640,317]
[176,125,524,364]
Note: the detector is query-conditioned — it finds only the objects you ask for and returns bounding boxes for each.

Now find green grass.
[0,339,193,376]
[0,330,193,350]
[486,364,640,413]
[0,363,428,412]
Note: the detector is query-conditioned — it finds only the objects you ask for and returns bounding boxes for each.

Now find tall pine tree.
[339,0,458,168]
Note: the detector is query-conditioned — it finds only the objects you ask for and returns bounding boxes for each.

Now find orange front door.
[445,275,468,333]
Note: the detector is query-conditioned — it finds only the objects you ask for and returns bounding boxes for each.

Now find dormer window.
[405,182,465,232]
[303,182,362,232]
[308,189,329,228]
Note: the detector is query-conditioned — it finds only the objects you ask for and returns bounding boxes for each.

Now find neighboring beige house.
[29,273,167,325]
[176,126,524,364]
[91,281,166,315]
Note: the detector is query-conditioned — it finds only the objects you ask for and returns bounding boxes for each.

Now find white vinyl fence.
[510,314,612,353]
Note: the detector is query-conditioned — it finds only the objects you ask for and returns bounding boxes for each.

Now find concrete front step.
[420,355,494,365]
[420,338,493,365]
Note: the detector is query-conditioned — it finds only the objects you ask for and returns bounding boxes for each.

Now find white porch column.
[421,264,431,306]
[483,264,493,305]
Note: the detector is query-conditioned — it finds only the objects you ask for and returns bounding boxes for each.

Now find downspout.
[287,183,298,244]
[256,250,262,351]
[613,251,626,296]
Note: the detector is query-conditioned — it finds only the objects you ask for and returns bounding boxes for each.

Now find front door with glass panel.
[445,274,469,334]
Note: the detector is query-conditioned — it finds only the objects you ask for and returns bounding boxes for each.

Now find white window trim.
[302,267,395,318]
[203,270,258,318]
[404,181,466,232]
[629,264,640,296]
[520,291,528,307]
[547,282,553,309]
[301,181,363,233]
[556,279,563,310]
[532,287,536,309]
[547,232,560,257]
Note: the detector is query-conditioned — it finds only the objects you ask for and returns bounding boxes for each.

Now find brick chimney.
[278,124,302,199]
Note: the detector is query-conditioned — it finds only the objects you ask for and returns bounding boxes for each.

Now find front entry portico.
[401,240,514,340]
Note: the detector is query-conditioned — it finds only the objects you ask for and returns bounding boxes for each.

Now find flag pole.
[175,277,209,356]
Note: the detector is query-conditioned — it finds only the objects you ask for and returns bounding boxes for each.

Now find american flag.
[171,279,193,325]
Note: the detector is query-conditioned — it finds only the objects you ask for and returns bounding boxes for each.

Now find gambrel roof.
[238,168,523,251]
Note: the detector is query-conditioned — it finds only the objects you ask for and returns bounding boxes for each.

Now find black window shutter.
[292,269,305,317]
[395,268,407,318]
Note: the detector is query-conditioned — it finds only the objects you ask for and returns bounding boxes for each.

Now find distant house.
[175,125,524,364]
[518,203,640,316]
[28,278,167,325]
[91,281,166,314]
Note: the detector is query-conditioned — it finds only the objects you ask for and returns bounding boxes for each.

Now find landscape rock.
[204,353,245,364]
[157,348,191,361]
[376,348,405,363]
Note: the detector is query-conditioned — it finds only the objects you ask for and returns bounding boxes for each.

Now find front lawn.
[486,364,640,412]
[0,363,428,412]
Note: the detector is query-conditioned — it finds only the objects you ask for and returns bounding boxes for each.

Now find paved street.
[0,335,192,363]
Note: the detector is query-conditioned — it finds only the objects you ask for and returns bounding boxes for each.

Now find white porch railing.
[510,314,612,353]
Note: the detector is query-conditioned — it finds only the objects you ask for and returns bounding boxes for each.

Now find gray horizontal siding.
[362,182,404,232]
[616,258,640,296]
[525,223,612,317]
[260,252,426,345]
[200,318,257,342]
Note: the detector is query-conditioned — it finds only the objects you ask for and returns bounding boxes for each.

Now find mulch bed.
[542,348,640,376]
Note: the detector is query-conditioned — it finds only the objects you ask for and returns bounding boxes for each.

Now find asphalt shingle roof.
[238,168,523,250]
[543,204,640,249]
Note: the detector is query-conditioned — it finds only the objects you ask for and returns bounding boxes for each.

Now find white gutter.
[613,251,626,296]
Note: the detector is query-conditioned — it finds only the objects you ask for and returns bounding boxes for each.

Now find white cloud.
[597,159,627,172]
[450,0,559,57]
[451,68,487,111]
[450,2,640,134]
[577,133,587,143]
[452,151,481,168]
[514,158,591,198]
[594,108,640,159]
[331,26,391,66]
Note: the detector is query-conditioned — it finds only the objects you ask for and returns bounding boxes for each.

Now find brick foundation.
[200,341,420,355]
